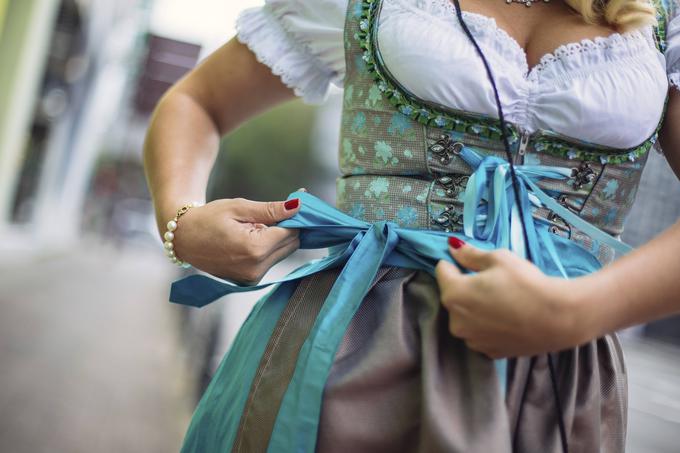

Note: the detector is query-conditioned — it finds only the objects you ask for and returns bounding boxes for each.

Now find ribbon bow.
[171,146,629,452]
[171,147,627,308]
[457,147,630,276]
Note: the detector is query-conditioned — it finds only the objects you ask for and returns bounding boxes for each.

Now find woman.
[143,0,680,451]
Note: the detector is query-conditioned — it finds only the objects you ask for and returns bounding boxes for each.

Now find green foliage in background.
[208,100,320,202]
[0,0,7,37]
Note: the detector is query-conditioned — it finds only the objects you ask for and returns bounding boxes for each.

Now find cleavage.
[455,0,621,74]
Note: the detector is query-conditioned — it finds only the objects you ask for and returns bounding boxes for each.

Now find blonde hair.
[565,0,659,31]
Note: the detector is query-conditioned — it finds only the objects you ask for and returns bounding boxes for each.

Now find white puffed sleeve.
[666,0,680,89]
[236,0,347,104]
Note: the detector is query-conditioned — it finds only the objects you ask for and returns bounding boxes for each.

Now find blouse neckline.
[364,0,666,162]
[407,0,653,80]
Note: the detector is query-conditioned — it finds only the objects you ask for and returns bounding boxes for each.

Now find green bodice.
[335,0,669,264]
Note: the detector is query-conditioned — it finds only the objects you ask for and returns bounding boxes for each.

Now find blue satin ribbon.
[172,147,630,453]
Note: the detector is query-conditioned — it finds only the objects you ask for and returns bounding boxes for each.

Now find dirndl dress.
[171,0,680,451]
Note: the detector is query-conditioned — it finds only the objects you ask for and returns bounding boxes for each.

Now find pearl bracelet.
[163,201,202,268]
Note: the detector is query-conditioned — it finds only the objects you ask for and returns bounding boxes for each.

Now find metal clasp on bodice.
[431,173,470,232]
[429,135,464,165]
[436,175,469,198]
[569,162,596,190]
[547,195,578,237]
[433,205,464,232]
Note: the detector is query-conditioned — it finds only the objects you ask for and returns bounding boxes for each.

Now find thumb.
[434,258,462,284]
[233,198,301,225]
[434,259,462,308]
[448,238,494,272]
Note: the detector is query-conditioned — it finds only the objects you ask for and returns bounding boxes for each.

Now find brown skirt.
[233,267,627,453]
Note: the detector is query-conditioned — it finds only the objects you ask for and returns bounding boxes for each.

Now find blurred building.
[0,0,154,250]
[0,0,327,403]
[0,0,210,254]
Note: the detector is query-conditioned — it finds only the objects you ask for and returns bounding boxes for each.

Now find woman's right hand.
[168,197,302,284]
[144,38,302,283]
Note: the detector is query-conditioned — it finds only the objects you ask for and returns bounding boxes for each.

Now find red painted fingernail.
[284,198,300,210]
[448,237,466,249]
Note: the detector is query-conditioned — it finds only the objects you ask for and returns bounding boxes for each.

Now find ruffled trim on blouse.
[408,0,654,80]
[529,31,653,79]
[236,2,344,104]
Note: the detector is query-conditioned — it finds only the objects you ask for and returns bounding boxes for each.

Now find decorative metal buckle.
[547,212,570,233]
[433,205,463,232]
[430,135,463,165]
[569,162,596,190]
[436,175,470,198]
[547,195,574,237]
[557,194,579,214]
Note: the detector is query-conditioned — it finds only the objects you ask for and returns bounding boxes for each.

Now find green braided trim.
[357,0,519,145]
[653,0,668,52]
[530,127,660,165]
[357,0,661,164]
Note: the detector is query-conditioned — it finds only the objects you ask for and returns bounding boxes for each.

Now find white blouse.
[236,0,680,149]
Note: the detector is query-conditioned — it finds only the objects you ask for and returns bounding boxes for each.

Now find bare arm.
[659,89,680,179]
[434,91,680,358]
[143,38,303,282]
[589,89,680,332]
[144,38,295,228]
[582,221,680,335]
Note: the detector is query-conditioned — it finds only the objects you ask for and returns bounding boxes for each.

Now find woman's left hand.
[434,239,595,359]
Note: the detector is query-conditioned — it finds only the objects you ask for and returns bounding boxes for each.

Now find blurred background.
[0,1,678,452]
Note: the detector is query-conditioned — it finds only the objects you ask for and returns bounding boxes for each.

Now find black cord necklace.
[450,1,569,452]
[505,0,551,7]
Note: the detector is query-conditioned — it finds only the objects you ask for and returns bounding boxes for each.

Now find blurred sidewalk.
[625,336,680,452]
[0,240,192,453]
